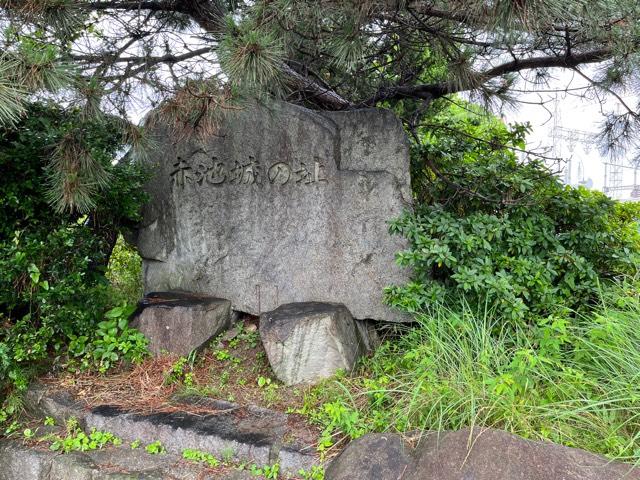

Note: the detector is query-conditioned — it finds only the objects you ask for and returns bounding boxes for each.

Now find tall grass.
[309,281,640,462]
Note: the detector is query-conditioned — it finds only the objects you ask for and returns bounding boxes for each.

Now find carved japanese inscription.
[170,150,328,188]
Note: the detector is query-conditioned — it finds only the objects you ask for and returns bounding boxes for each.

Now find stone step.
[23,384,319,477]
[0,439,254,480]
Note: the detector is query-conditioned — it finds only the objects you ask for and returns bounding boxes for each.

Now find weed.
[221,446,235,463]
[214,349,232,361]
[298,465,325,480]
[145,440,165,454]
[182,448,220,468]
[49,418,121,453]
[165,357,191,385]
[247,462,280,479]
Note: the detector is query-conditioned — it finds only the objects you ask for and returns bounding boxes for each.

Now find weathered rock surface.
[0,440,255,480]
[325,428,640,480]
[24,384,319,476]
[324,433,413,480]
[260,302,370,385]
[132,291,231,356]
[135,100,411,323]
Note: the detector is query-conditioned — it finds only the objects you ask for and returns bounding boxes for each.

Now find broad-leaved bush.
[0,103,148,401]
[385,102,640,321]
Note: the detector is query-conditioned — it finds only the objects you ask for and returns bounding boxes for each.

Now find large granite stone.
[132,291,231,356]
[260,302,370,385]
[324,433,413,480]
[136,100,411,322]
[325,428,640,480]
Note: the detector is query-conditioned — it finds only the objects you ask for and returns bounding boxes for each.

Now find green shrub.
[385,102,640,322]
[0,103,149,401]
[67,304,148,373]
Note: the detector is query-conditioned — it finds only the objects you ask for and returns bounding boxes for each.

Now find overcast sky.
[501,67,639,200]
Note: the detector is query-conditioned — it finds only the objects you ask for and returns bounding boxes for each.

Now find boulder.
[135,100,412,323]
[324,433,413,480]
[132,291,231,356]
[325,428,640,480]
[260,302,370,385]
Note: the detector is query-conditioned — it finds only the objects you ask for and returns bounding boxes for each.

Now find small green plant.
[22,428,35,439]
[219,370,230,386]
[49,418,122,453]
[298,465,325,480]
[247,462,280,479]
[248,464,262,476]
[68,304,149,373]
[221,446,235,463]
[182,448,220,468]
[43,416,55,426]
[214,349,232,361]
[183,372,195,387]
[145,440,165,455]
[237,325,259,349]
[262,463,280,479]
[4,420,20,435]
[130,439,141,449]
[165,356,191,385]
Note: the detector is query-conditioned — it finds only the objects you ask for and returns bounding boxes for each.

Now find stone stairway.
[0,383,320,479]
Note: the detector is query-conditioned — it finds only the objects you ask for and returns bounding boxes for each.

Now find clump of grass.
[304,279,640,462]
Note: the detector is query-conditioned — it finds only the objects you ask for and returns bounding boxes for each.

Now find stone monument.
[135,100,412,323]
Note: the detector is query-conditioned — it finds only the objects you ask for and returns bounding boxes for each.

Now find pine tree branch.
[81,1,174,11]
[71,47,212,67]
[80,0,352,109]
[361,47,613,106]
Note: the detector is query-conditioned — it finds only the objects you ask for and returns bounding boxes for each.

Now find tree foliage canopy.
[1,0,640,209]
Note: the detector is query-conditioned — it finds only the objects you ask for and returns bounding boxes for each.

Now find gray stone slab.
[0,441,53,480]
[0,440,254,480]
[260,302,370,385]
[135,100,412,323]
[22,384,320,477]
[24,383,86,428]
[132,291,232,356]
[84,406,273,467]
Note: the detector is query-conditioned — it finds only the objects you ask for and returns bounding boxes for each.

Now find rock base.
[259,302,372,385]
[325,428,640,480]
[132,291,231,356]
